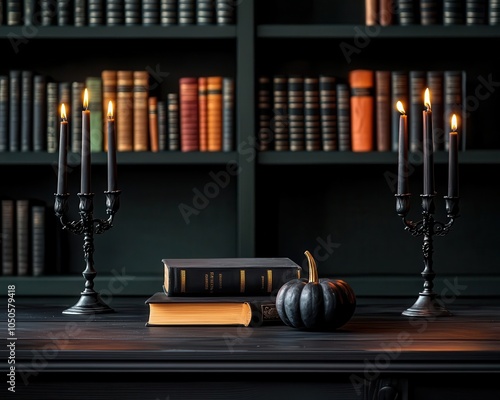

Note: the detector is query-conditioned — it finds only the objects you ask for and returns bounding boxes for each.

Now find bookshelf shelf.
[0,26,237,39]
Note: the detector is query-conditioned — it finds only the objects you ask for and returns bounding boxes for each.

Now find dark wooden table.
[3,296,500,400]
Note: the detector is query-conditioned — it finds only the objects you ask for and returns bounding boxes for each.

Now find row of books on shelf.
[366,0,500,26]
[0,198,53,277]
[0,69,235,154]
[0,0,236,27]
[257,69,465,153]
[146,257,303,326]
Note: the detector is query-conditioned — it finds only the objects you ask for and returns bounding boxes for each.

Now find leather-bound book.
[198,76,208,151]
[319,75,337,151]
[116,70,134,152]
[375,70,391,152]
[207,76,223,151]
[179,77,199,152]
[288,75,305,151]
[349,69,374,152]
[133,70,150,152]
[304,76,321,151]
[102,70,117,152]
[148,96,159,152]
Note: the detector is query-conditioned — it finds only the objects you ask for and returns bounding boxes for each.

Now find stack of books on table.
[145,258,303,327]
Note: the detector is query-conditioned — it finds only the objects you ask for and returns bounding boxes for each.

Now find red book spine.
[179,77,199,152]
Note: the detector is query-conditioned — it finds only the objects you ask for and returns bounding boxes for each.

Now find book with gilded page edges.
[162,257,302,296]
[145,290,282,327]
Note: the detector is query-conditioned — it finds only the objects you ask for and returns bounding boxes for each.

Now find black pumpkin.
[276,250,356,330]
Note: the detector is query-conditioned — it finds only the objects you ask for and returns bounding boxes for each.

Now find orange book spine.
[349,69,374,152]
[133,70,149,152]
[149,96,159,152]
[101,70,117,152]
[207,76,222,152]
[116,70,134,152]
[198,77,208,151]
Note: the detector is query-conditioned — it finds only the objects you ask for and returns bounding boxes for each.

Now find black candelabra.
[395,193,459,317]
[54,190,121,315]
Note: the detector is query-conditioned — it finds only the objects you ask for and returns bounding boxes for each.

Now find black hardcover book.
[397,0,417,24]
[125,0,141,25]
[1,199,16,276]
[16,199,30,276]
[0,76,8,152]
[40,0,55,26]
[466,0,487,25]
[21,70,33,152]
[143,0,160,25]
[9,70,21,152]
[319,75,337,151]
[162,257,302,296]
[107,0,125,25]
[71,81,84,153]
[222,76,234,152]
[167,92,180,151]
[158,99,167,151]
[196,0,215,25]
[257,76,272,151]
[33,75,46,152]
[74,0,86,26]
[304,76,321,151]
[57,0,72,26]
[336,82,351,152]
[216,0,235,25]
[88,0,104,26]
[391,71,409,152]
[7,0,22,25]
[273,75,289,151]
[178,0,195,25]
[409,71,426,153]
[46,81,58,153]
[443,0,465,25]
[287,75,305,152]
[31,203,46,277]
[489,0,500,24]
[160,0,177,25]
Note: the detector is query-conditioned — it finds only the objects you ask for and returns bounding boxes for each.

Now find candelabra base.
[62,291,115,315]
[402,293,452,318]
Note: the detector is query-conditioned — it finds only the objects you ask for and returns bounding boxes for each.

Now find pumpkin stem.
[304,250,319,283]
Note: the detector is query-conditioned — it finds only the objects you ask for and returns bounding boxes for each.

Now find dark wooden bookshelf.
[1,0,500,300]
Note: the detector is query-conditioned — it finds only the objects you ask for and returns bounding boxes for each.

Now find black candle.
[81,89,91,194]
[423,88,434,195]
[107,101,117,191]
[448,114,459,197]
[396,101,409,194]
[57,104,68,194]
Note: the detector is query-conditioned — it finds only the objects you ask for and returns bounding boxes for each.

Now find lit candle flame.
[424,88,431,111]
[107,100,113,119]
[61,103,67,120]
[451,114,458,132]
[396,101,405,114]
[83,88,89,110]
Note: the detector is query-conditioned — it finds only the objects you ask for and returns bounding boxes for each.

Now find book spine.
[207,76,223,151]
[33,75,47,152]
[365,0,378,25]
[133,70,150,152]
[304,76,321,151]
[74,0,87,26]
[391,71,409,152]
[16,199,30,276]
[379,0,394,25]
[288,75,305,152]
[158,99,167,151]
[1,199,15,276]
[57,0,72,26]
[9,70,21,152]
[222,76,234,152]
[196,0,215,25]
[0,76,8,152]
[20,70,33,152]
[489,0,500,24]
[466,0,487,25]
[23,0,36,26]
[443,0,465,25]
[273,75,289,151]
[375,70,391,152]
[46,81,58,153]
[160,0,177,26]
[319,75,338,152]
[7,0,22,26]
[149,96,159,152]
[85,77,103,152]
[216,0,235,25]
[165,266,301,296]
[349,69,374,152]
[420,0,441,25]
[88,0,105,26]
[31,204,46,277]
[107,0,125,26]
[409,70,426,153]
[117,70,134,152]
[178,0,195,25]
[336,83,351,151]
[143,0,160,26]
[257,76,272,151]
[71,81,85,153]
[179,77,199,152]
[40,0,54,26]
[167,92,180,151]
[397,0,417,25]
[198,76,208,151]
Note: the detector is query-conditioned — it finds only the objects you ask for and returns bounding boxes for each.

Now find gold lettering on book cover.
[181,270,186,293]
[267,270,272,292]
[240,270,245,293]
[204,273,208,290]
[209,271,215,292]
[218,273,223,289]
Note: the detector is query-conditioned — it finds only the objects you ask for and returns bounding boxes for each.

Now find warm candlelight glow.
[83,88,89,110]
[424,88,431,111]
[396,101,406,114]
[61,103,67,120]
[451,114,458,132]
[107,100,113,118]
